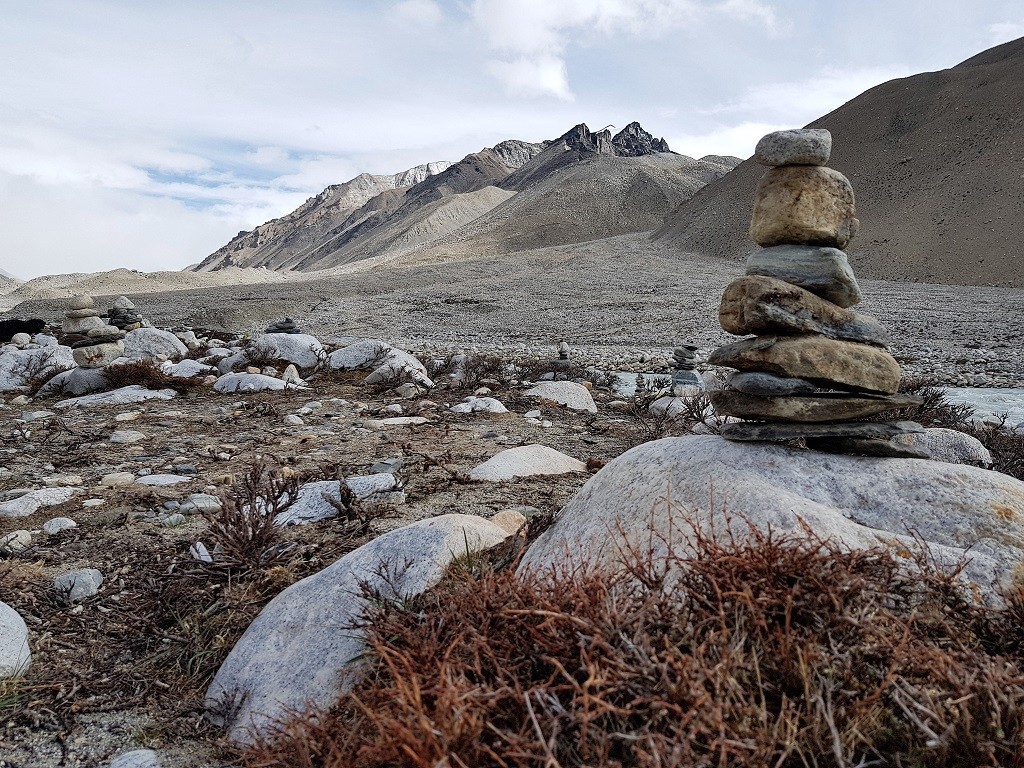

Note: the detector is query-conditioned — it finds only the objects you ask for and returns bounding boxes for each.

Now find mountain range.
[194,122,739,273]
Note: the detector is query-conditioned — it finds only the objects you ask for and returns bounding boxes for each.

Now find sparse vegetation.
[242,528,1024,768]
[101,359,208,394]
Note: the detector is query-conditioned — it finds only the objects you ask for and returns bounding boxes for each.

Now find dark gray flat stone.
[721,420,924,442]
[728,371,817,397]
[806,437,932,459]
[746,244,861,308]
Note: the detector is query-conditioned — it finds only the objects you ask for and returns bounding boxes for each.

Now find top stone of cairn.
[68,294,95,311]
[755,128,831,167]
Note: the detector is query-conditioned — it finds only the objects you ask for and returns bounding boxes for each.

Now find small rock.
[136,474,190,487]
[161,513,188,527]
[108,748,162,768]
[0,530,31,553]
[43,517,77,534]
[54,568,103,602]
[109,429,147,444]
[0,600,31,679]
[754,128,832,166]
[490,509,527,534]
[283,414,305,426]
[100,472,136,487]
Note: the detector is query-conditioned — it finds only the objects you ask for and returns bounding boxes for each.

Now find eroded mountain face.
[193,121,722,274]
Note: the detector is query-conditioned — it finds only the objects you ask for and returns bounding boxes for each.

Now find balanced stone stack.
[266,317,301,334]
[63,295,125,368]
[707,129,926,458]
[107,297,145,331]
[552,341,572,371]
[670,345,701,390]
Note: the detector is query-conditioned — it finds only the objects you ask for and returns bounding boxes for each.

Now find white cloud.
[394,0,444,26]
[487,56,574,100]
[668,121,785,159]
[988,20,1024,45]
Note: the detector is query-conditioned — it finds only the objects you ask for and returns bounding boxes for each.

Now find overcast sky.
[1,0,1022,279]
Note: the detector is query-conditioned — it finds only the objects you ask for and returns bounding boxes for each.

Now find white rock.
[275,475,399,526]
[33,333,58,347]
[179,494,221,515]
[19,410,55,422]
[190,541,214,563]
[53,385,176,409]
[0,601,31,679]
[0,345,75,392]
[490,509,528,534]
[213,373,305,393]
[99,472,136,487]
[72,340,124,368]
[894,428,993,468]
[648,396,688,418]
[54,568,103,602]
[206,514,511,742]
[136,474,190,487]
[68,294,94,310]
[10,333,31,347]
[62,315,105,334]
[109,429,146,444]
[159,359,216,378]
[363,416,428,429]
[281,364,304,386]
[282,414,304,426]
[36,366,110,397]
[450,396,509,414]
[122,328,188,361]
[43,517,77,534]
[42,474,83,486]
[524,381,597,413]
[108,749,162,768]
[524,409,541,419]
[0,530,31,552]
[250,334,324,369]
[469,444,587,482]
[0,487,77,518]
[328,339,433,388]
[382,403,404,414]
[519,435,1024,595]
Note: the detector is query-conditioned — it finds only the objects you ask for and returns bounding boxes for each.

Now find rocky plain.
[3,114,1024,767]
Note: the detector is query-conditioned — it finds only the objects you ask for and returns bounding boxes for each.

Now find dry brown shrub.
[243,529,1024,768]
[102,359,208,393]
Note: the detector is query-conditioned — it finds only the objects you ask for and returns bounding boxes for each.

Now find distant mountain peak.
[554,121,670,157]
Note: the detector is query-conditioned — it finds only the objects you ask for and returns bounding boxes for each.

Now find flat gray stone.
[135,474,190,487]
[806,437,932,459]
[469,444,587,482]
[721,420,924,442]
[518,435,1024,598]
[524,381,597,413]
[728,371,817,397]
[206,514,510,742]
[893,428,993,467]
[0,487,77,518]
[755,128,832,166]
[710,390,923,423]
[746,245,861,308]
[108,749,161,768]
[122,328,188,361]
[52,385,176,409]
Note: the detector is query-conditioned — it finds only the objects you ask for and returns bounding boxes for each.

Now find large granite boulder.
[519,435,1024,597]
[328,339,433,387]
[206,514,511,742]
[0,344,74,392]
[248,333,325,369]
[122,328,188,361]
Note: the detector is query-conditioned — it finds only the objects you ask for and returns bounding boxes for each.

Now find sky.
[1,0,1022,279]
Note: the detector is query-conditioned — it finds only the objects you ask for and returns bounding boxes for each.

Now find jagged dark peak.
[612,121,671,156]
[556,123,615,155]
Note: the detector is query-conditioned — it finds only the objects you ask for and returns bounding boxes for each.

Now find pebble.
[42,517,77,534]
[54,568,103,602]
[161,513,188,527]
[42,474,84,487]
[283,414,305,426]
[109,430,147,444]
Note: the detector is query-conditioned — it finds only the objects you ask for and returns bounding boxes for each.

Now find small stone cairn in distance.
[265,317,301,334]
[552,341,572,372]
[106,296,145,331]
[63,295,125,368]
[707,128,928,458]
[671,345,701,391]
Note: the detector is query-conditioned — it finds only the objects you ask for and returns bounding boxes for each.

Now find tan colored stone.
[490,509,528,534]
[749,166,859,248]
[72,341,124,369]
[719,276,887,345]
[707,335,901,394]
[709,390,922,422]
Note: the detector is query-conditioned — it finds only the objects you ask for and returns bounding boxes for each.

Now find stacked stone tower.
[63,295,125,369]
[708,129,926,457]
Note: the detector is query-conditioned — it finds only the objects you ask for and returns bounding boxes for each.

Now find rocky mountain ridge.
[193,121,706,274]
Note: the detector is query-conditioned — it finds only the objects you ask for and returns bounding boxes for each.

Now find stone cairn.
[106,296,145,331]
[265,317,301,334]
[552,341,572,371]
[63,295,125,369]
[671,345,701,390]
[707,128,927,458]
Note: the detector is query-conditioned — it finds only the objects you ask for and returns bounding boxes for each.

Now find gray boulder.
[469,444,587,482]
[0,345,74,392]
[213,373,305,393]
[54,568,103,602]
[328,339,433,387]
[0,600,31,679]
[206,514,510,742]
[249,333,324,369]
[519,435,1024,596]
[122,328,188,361]
[894,428,993,468]
[524,381,597,413]
[36,366,110,396]
[52,385,176,409]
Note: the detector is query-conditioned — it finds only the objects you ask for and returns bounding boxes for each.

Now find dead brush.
[426,352,509,391]
[102,359,207,394]
[204,461,300,570]
[242,527,1024,768]
[626,388,716,444]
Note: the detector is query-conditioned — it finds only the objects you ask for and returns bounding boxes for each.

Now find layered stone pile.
[62,295,125,369]
[265,317,301,334]
[671,345,701,390]
[708,129,926,457]
[106,296,145,331]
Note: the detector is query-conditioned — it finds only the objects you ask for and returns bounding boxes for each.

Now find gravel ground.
[12,233,1022,388]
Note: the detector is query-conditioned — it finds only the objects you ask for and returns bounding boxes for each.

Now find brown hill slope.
[654,37,1024,288]
[402,151,738,266]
